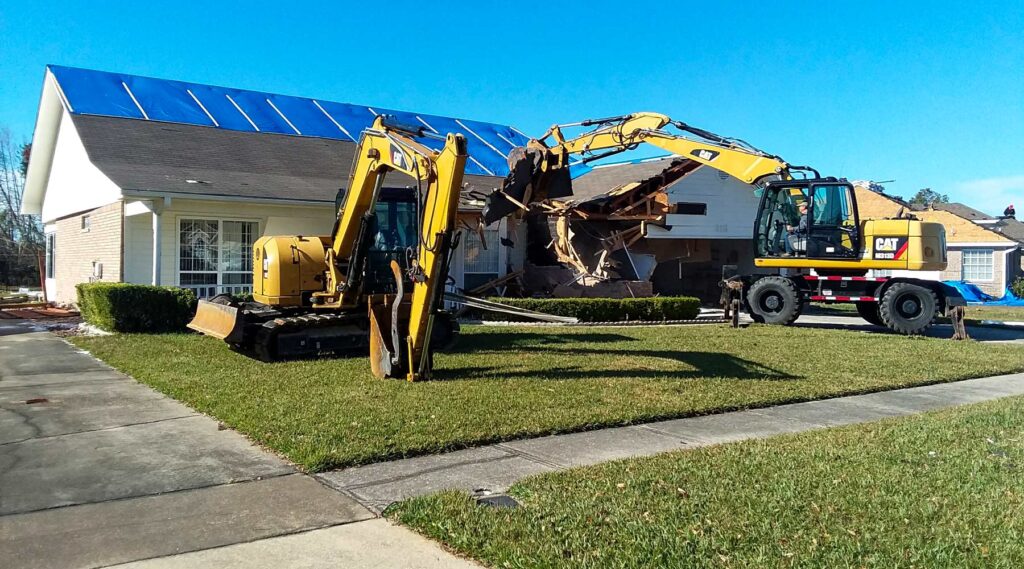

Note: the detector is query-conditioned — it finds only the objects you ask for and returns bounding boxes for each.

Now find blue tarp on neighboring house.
[943,281,1024,306]
[47,65,529,177]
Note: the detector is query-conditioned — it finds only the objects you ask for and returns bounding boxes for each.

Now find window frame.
[81,215,91,232]
[175,216,261,297]
[45,233,56,279]
[961,248,994,282]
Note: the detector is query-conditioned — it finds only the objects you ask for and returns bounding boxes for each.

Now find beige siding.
[123,213,154,284]
[52,201,123,304]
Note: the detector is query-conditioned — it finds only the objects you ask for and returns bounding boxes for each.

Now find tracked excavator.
[482,112,965,335]
[188,115,468,380]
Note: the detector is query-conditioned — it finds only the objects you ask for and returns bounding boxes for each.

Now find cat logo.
[872,236,909,260]
[690,148,720,162]
[390,144,407,170]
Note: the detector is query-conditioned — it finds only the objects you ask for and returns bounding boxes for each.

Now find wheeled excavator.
[482,112,965,334]
[188,115,468,381]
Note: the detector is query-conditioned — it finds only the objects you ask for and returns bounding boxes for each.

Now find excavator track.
[244,312,370,362]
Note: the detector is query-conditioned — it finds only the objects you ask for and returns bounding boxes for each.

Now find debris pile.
[519,159,710,298]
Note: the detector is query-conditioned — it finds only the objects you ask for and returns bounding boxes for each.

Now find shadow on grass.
[446,331,637,354]
[433,348,799,382]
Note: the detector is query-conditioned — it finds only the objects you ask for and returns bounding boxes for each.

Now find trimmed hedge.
[77,283,197,333]
[482,296,701,322]
[1012,278,1024,299]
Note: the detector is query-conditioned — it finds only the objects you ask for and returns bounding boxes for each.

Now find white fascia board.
[947,242,1018,248]
[21,69,65,215]
[122,189,332,208]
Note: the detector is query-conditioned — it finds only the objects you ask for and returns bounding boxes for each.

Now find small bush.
[1011,278,1024,299]
[481,296,701,322]
[77,283,197,332]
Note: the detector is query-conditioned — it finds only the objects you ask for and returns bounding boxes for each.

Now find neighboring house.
[22,66,526,303]
[854,188,1020,296]
[932,202,1024,275]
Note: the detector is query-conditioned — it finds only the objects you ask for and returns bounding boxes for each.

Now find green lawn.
[391,395,1024,568]
[72,325,1024,471]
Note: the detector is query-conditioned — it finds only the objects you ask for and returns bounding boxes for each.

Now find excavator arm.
[327,116,467,381]
[482,112,810,224]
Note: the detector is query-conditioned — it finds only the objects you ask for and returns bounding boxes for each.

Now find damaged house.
[498,155,770,300]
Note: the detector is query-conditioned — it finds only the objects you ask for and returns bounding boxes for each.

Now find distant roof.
[853,187,1013,244]
[72,114,499,205]
[47,65,528,177]
[931,202,994,220]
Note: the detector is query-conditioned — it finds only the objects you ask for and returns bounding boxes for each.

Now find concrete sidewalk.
[318,372,1024,513]
[0,320,475,569]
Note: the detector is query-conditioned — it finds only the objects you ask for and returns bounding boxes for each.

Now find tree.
[908,187,949,207]
[0,129,43,289]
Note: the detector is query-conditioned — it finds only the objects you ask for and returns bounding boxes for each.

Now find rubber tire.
[879,283,937,335]
[855,301,885,326]
[746,276,803,325]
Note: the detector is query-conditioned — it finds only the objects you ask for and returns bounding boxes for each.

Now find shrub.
[480,296,701,322]
[76,283,197,332]
[1011,278,1024,299]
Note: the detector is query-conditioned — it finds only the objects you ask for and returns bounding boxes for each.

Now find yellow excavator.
[483,112,965,334]
[188,115,468,380]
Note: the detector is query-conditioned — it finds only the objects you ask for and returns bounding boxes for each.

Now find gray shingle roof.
[72,114,501,205]
[569,157,691,201]
[932,202,994,220]
[990,217,1024,244]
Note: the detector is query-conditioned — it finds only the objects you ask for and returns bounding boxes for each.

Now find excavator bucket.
[368,298,398,379]
[188,298,245,344]
[368,261,411,380]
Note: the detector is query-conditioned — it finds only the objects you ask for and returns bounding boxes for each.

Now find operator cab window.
[755,185,808,257]
[806,184,859,259]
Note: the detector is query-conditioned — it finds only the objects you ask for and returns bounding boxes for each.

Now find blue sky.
[1,1,1022,214]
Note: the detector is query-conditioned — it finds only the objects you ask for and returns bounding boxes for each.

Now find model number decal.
[873,236,909,260]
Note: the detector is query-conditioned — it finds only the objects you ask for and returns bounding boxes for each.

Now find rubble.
[519,158,710,298]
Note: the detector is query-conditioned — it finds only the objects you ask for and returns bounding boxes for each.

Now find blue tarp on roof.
[48,65,528,177]
[943,281,1024,306]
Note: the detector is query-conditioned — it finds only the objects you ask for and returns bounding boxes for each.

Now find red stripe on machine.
[894,241,909,260]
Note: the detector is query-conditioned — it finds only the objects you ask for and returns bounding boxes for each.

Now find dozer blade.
[188,299,244,344]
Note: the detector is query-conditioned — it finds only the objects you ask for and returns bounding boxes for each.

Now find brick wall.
[53,201,122,304]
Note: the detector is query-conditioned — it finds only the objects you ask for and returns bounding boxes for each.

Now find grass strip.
[392,395,1024,568]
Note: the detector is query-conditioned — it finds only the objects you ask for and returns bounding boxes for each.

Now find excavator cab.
[754,178,861,261]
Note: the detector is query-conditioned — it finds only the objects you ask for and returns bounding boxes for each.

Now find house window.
[675,202,708,215]
[81,215,91,232]
[45,234,55,279]
[178,218,258,297]
[463,228,500,292]
[962,249,993,282]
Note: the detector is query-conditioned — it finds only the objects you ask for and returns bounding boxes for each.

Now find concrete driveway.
[0,320,377,568]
